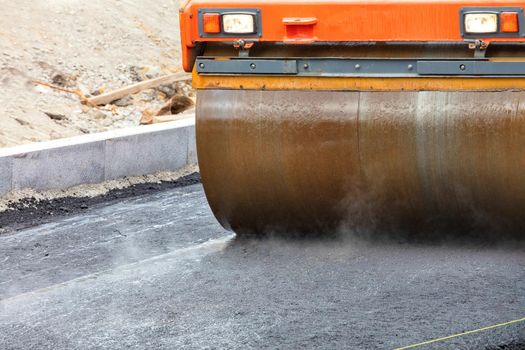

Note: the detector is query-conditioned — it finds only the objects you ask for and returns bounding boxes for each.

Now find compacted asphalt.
[1,183,524,349]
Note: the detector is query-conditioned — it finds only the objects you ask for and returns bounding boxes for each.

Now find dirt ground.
[0,0,192,148]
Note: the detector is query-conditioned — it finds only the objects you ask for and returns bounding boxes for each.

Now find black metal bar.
[197,59,298,74]
[196,57,525,77]
[296,59,418,77]
[418,61,525,75]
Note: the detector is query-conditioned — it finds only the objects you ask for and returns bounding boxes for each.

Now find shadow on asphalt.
[227,227,525,250]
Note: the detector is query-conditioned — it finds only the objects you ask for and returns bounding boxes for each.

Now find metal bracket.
[467,40,488,58]
[233,40,255,57]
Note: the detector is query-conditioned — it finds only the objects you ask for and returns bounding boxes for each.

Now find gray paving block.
[187,125,198,164]
[105,126,190,180]
[12,142,105,191]
[0,156,13,195]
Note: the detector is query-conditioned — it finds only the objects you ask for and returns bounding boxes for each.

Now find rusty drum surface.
[196,89,525,236]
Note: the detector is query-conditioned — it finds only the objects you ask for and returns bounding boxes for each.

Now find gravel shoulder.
[0,0,190,148]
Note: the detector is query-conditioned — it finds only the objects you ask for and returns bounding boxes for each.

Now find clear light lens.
[222,14,255,34]
[464,13,498,33]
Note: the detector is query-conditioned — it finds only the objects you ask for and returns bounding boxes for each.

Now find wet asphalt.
[0,183,524,349]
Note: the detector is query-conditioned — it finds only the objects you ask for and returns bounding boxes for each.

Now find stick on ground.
[86,73,191,106]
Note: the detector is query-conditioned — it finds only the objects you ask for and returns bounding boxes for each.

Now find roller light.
[464,13,498,33]
[222,14,256,34]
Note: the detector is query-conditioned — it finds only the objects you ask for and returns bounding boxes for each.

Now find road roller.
[179,0,525,236]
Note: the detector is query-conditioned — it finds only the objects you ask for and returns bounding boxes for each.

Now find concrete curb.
[0,115,196,196]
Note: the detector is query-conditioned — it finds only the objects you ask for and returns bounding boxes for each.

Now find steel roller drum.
[196,89,525,236]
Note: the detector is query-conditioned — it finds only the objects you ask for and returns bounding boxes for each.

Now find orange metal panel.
[180,0,525,43]
[180,0,525,70]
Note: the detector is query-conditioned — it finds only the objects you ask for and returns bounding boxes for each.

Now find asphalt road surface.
[1,183,524,349]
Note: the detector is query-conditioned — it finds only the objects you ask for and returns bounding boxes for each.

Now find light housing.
[461,7,524,38]
[464,13,498,33]
[222,14,256,34]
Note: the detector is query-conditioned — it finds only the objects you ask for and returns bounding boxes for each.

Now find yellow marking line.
[395,317,525,350]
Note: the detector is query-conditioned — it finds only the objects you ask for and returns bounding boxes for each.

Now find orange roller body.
[180,0,525,235]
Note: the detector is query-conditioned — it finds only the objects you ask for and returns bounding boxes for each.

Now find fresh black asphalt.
[1,183,524,349]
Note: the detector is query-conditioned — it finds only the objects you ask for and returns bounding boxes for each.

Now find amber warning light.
[501,12,519,32]
[203,13,221,34]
